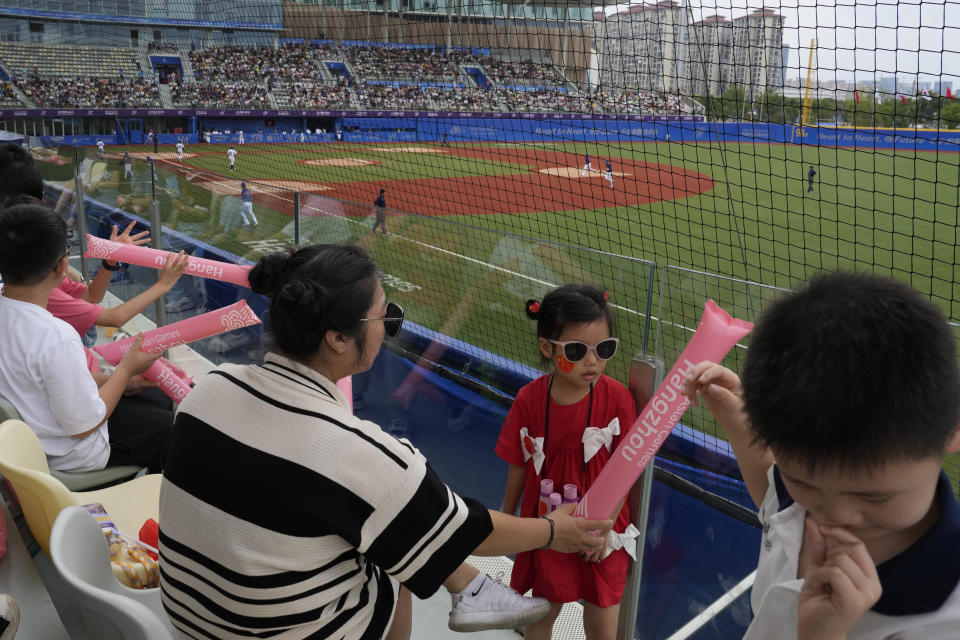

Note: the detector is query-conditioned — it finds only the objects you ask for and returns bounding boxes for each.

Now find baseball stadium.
[0,0,959,638]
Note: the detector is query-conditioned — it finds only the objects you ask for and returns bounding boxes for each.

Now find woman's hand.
[545,503,612,555]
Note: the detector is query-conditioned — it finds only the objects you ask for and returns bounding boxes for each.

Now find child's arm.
[94,251,188,328]
[681,361,773,509]
[82,221,151,304]
[501,463,526,515]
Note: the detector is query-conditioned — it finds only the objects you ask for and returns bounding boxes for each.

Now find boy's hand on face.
[798,519,882,640]
[680,361,747,430]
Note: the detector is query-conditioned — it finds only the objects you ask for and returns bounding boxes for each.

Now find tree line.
[696,85,960,129]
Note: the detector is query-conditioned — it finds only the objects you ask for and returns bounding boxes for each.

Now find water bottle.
[548,492,562,513]
[538,479,554,516]
[562,483,579,506]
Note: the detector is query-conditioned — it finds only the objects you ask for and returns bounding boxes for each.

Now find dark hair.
[526,284,614,356]
[248,244,380,361]
[0,202,68,285]
[742,271,960,472]
[0,142,34,168]
[0,160,43,201]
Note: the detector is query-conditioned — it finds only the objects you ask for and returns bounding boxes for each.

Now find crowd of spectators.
[189,43,339,83]
[171,81,270,108]
[7,42,694,115]
[481,58,561,87]
[346,46,459,83]
[0,81,20,106]
[278,81,355,109]
[17,77,159,108]
[354,83,435,110]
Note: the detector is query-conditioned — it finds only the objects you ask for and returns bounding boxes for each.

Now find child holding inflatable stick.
[93,300,261,364]
[495,285,639,640]
[681,272,960,640]
[84,234,252,288]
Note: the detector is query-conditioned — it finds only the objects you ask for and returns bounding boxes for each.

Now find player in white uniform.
[96,139,105,158]
[227,147,237,171]
[604,159,614,189]
[580,152,593,176]
[176,141,184,162]
[300,130,306,144]
[238,130,245,145]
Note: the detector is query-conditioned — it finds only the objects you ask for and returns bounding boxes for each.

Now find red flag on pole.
[948,87,955,99]
[900,94,907,105]
[855,91,861,104]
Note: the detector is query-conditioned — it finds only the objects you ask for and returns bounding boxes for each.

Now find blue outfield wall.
[29,114,960,150]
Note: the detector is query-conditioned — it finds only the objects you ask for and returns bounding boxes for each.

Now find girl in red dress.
[495,284,638,640]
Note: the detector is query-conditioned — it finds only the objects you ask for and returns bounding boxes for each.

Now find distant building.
[729,8,784,100]
[685,15,733,96]
[593,1,686,93]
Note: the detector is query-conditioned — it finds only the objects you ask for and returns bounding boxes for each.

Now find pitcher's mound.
[539,167,632,178]
[300,158,377,167]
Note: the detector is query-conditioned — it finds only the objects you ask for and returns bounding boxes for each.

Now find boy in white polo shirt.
[0,201,165,472]
[683,271,960,640]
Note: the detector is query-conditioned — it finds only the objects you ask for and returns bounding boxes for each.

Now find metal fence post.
[616,354,664,640]
[293,190,301,248]
[149,158,166,328]
[74,165,89,279]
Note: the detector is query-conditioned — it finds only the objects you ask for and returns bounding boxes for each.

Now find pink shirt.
[47,278,103,336]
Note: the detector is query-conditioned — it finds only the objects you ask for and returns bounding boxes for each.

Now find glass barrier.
[636,266,784,640]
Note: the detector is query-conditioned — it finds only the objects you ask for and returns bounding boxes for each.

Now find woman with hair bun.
[158,245,613,640]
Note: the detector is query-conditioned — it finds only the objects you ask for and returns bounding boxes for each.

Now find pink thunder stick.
[84,234,252,288]
[575,300,754,520]
[144,359,192,404]
[93,300,261,363]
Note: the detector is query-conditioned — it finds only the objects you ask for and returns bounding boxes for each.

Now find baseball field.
[75,138,960,487]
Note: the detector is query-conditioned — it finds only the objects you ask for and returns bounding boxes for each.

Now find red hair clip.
[528,301,540,314]
[603,291,610,301]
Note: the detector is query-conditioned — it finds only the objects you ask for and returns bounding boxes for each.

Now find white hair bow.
[602,524,640,560]
[582,417,621,464]
[519,427,545,475]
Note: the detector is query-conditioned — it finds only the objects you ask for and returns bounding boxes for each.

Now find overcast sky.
[601,0,960,87]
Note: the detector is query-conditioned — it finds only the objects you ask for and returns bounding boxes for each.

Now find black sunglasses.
[53,243,71,272]
[547,337,619,362]
[360,302,405,338]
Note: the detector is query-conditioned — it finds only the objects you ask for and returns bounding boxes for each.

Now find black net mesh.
[6,0,960,528]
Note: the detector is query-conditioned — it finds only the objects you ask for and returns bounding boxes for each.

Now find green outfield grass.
[69,140,960,490]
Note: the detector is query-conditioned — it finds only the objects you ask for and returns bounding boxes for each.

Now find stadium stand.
[17,77,160,108]
[0,81,21,107]
[170,80,270,108]
[0,40,695,114]
[0,43,140,80]
[274,80,356,109]
[346,45,462,84]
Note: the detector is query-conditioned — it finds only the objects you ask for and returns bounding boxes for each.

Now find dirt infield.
[198,178,331,196]
[298,158,378,167]
[539,167,633,178]
[372,146,447,153]
[128,152,197,160]
[316,146,715,217]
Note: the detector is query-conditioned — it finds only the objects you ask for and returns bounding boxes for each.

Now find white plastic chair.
[49,505,178,640]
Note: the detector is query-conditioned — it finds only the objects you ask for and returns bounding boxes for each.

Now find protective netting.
[8,1,960,637]
[11,0,960,494]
